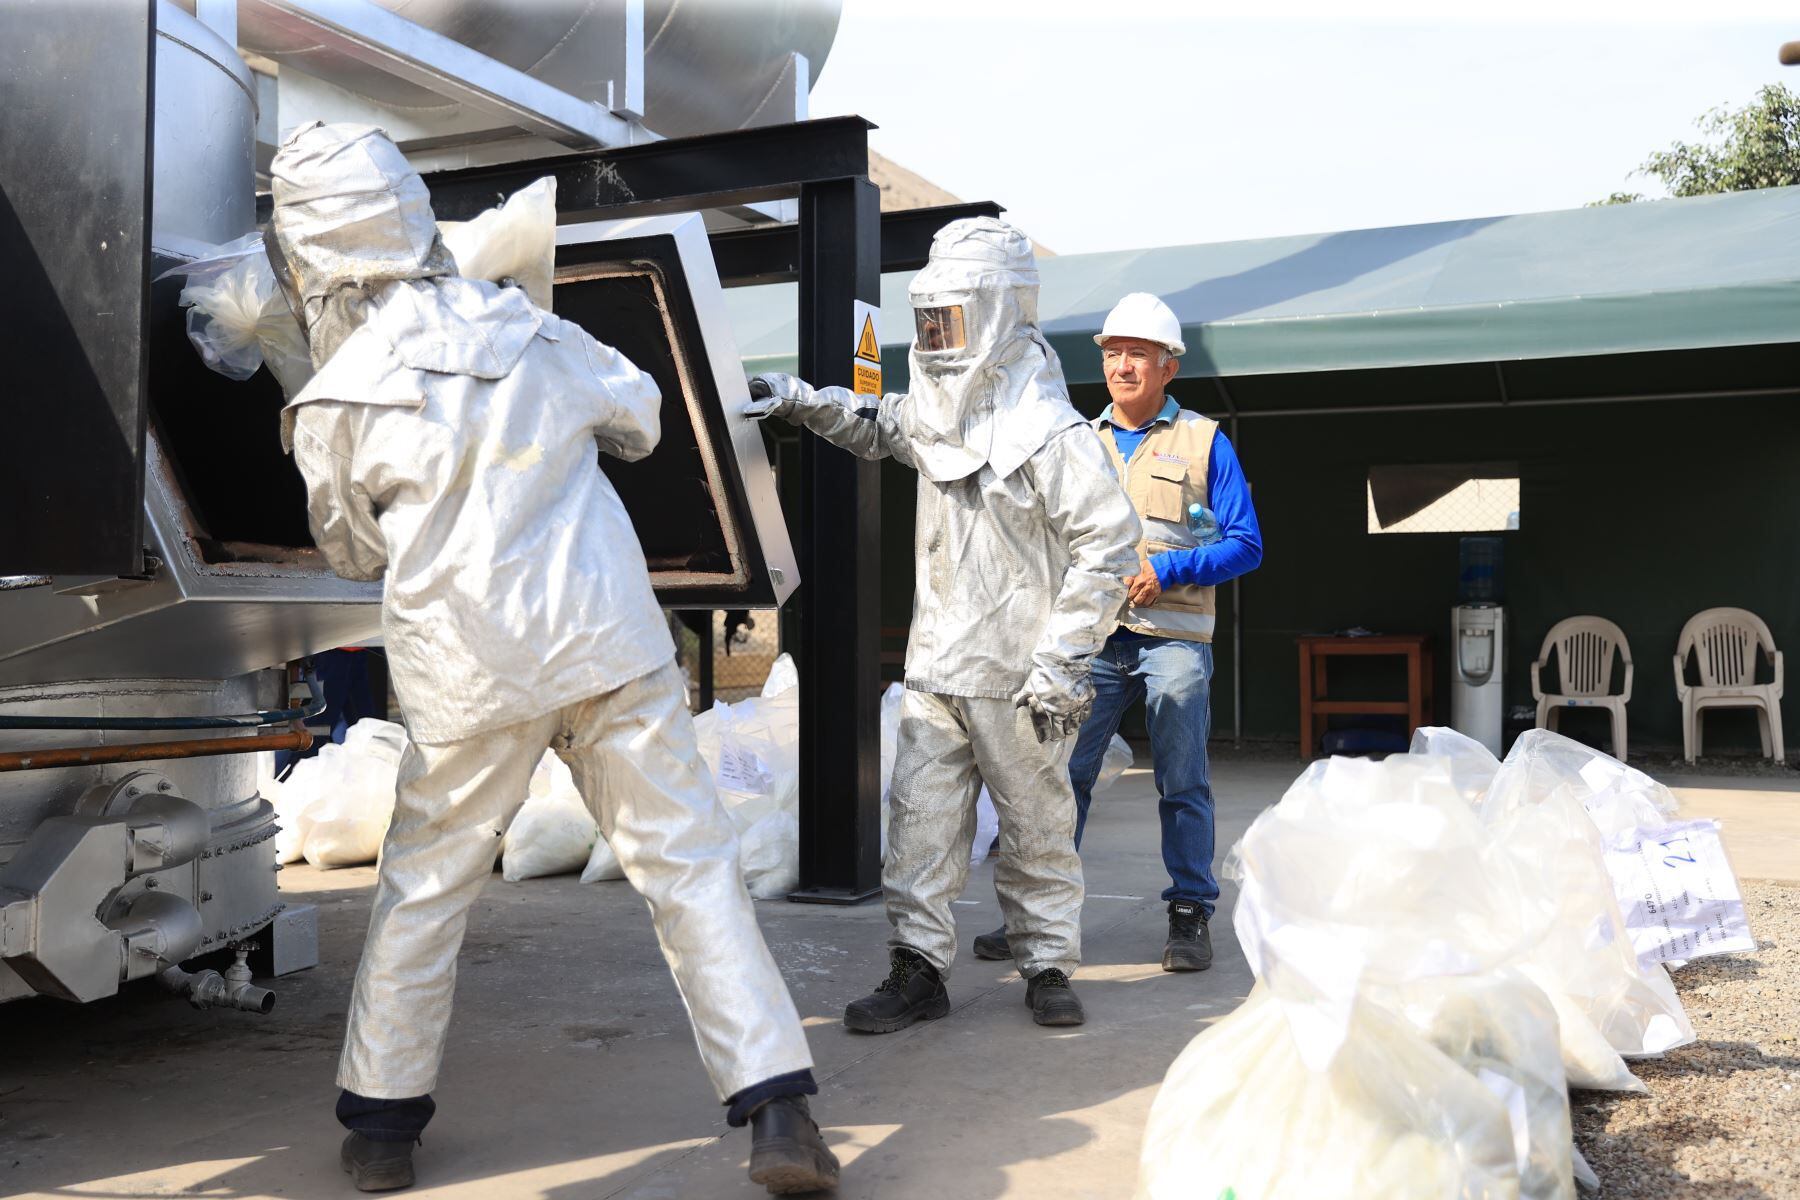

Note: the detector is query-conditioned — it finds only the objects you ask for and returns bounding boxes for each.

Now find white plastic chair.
[1531,616,1632,759]
[1674,607,1786,764]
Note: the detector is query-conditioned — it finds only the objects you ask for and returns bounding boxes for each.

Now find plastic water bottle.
[1186,503,1222,546]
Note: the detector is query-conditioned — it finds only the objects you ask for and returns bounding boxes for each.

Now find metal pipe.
[160,962,276,1014]
[0,727,312,774]
[238,0,632,150]
[0,576,54,591]
[0,670,326,731]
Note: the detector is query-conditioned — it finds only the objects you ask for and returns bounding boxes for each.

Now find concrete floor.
[1669,774,1800,884]
[4,751,1791,1200]
[0,759,1295,1200]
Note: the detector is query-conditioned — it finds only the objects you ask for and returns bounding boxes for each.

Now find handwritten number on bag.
[1659,837,1697,868]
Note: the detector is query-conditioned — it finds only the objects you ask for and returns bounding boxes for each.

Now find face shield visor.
[262,224,307,337]
[913,304,967,353]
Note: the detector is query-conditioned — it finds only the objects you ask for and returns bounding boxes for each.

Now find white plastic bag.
[1484,728,1679,826]
[299,719,407,869]
[690,654,801,899]
[1226,754,1537,1069]
[272,746,341,865]
[761,653,799,698]
[502,752,602,882]
[438,177,557,309]
[1379,969,1577,1200]
[1095,733,1133,794]
[1514,962,1646,1093]
[1408,724,1501,803]
[1488,783,1695,1078]
[1493,730,1751,970]
[1442,732,1699,1079]
[1226,752,1621,1172]
[579,828,627,883]
[970,786,1000,866]
[164,234,315,396]
[265,772,313,866]
[1136,987,1519,1200]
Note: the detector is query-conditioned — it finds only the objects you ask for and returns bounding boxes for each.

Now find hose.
[0,668,327,730]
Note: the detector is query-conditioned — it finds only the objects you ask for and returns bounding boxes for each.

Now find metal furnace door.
[555,213,799,609]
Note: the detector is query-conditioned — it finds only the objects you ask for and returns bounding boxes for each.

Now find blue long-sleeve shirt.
[1101,397,1264,590]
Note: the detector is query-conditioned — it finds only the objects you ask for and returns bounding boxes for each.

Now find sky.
[808,1,1800,256]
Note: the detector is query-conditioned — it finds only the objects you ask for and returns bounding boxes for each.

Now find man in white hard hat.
[746,218,1140,1031]
[267,122,838,1195]
[972,292,1262,974]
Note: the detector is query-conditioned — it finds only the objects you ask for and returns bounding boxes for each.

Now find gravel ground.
[1573,880,1800,1199]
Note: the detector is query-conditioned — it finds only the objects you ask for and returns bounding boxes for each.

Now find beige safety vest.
[1095,406,1220,643]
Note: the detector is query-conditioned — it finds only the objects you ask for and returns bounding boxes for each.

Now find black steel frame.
[422,115,874,221]
[416,118,1001,902]
[711,201,1005,287]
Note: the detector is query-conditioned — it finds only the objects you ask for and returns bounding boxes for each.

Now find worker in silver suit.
[748,217,1140,1031]
[266,121,838,1196]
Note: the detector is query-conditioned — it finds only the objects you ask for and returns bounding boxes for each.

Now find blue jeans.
[1070,632,1218,917]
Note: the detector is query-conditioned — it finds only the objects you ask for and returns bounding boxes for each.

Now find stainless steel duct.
[155,0,258,250]
[235,0,843,138]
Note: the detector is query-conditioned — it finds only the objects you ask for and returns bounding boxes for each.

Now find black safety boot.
[1024,968,1086,1026]
[340,1133,415,1192]
[748,1095,841,1195]
[971,925,1011,961]
[1163,900,1213,972]
[843,947,950,1033]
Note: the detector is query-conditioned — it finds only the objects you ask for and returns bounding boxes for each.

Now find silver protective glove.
[743,372,809,421]
[1011,662,1096,744]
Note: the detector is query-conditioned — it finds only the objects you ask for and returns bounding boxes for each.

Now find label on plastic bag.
[717,743,771,793]
[1578,756,1628,796]
[1605,818,1755,967]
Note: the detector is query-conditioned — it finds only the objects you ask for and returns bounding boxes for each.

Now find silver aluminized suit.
[751,219,1141,979]
[271,122,812,1105]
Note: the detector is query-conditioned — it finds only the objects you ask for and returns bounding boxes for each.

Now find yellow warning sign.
[852,299,882,395]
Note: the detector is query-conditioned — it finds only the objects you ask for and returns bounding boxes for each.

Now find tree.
[1597,83,1800,204]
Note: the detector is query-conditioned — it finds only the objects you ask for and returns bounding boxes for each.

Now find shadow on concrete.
[0,764,1262,1200]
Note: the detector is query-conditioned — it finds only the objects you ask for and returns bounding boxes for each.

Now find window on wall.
[1367,463,1520,534]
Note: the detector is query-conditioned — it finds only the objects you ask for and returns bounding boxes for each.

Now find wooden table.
[1297,633,1434,759]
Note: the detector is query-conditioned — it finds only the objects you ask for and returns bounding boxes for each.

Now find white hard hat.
[1094,292,1184,358]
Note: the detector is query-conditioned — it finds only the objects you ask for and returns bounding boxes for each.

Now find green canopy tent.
[729,184,1800,407]
[723,187,1800,750]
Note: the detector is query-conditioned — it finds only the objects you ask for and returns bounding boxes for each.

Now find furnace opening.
[146,265,317,564]
[552,263,738,582]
